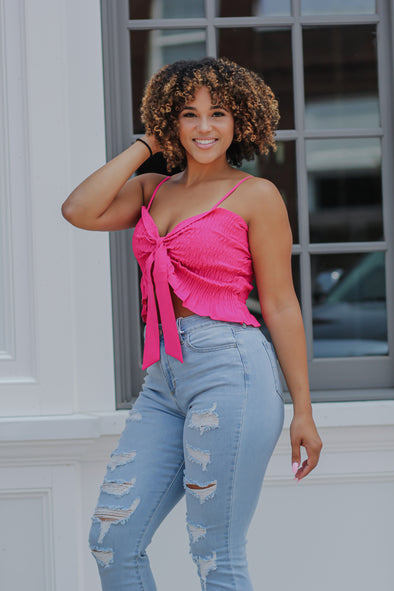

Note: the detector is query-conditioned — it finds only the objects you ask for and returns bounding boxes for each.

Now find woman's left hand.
[290,414,322,481]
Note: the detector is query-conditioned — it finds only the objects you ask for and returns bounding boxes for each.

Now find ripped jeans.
[89,315,284,591]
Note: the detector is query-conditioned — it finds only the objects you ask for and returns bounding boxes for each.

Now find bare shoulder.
[138,173,168,206]
[244,176,284,207]
[246,177,293,256]
[240,176,288,225]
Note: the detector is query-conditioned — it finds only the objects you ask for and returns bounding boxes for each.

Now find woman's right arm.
[61,135,162,231]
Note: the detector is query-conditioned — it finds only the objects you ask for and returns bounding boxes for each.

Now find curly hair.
[140,57,280,171]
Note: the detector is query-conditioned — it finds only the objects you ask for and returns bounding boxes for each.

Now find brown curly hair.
[140,57,280,171]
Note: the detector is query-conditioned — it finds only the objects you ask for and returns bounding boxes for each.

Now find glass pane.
[129,0,205,19]
[130,29,206,134]
[312,252,388,357]
[306,138,383,243]
[217,28,294,129]
[301,0,375,15]
[248,255,300,336]
[241,142,298,242]
[217,0,291,17]
[303,26,380,130]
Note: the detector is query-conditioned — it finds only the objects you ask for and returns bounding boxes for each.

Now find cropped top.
[132,175,260,369]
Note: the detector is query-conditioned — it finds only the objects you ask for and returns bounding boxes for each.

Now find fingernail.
[292,462,299,474]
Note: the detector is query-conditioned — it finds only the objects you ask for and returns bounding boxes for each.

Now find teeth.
[194,139,216,145]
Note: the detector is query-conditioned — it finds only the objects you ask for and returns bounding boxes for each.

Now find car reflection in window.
[313,251,388,357]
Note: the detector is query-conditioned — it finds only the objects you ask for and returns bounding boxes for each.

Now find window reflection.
[217,28,294,129]
[130,29,206,134]
[129,0,205,19]
[241,142,298,242]
[303,26,380,130]
[306,138,383,243]
[217,0,291,17]
[312,252,388,357]
[301,0,375,15]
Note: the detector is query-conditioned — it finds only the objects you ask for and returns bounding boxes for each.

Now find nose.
[197,115,212,133]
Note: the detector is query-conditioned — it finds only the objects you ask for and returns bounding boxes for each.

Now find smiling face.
[178,86,234,166]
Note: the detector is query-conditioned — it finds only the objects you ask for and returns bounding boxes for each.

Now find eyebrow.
[181,105,229,111]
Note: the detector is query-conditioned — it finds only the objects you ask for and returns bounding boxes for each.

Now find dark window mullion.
[213,17,294,27]
[376,0,394,372]
[299,14,379,25]
[304,129,383,138]
[309,241,387,254]
[126,18,208,29]
[292,0,314,362]
[205,0,216,56]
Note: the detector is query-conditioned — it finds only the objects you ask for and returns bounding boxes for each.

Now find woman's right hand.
[61,135,163,231]
[141,134,161,155]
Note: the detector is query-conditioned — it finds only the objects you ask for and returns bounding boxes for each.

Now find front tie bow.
[142,241,183,369]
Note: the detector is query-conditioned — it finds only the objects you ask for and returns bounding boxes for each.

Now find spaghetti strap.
[213,176,253,209]
[147,176,171,211]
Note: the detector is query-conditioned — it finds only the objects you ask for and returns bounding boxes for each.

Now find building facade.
[1,1,394,589]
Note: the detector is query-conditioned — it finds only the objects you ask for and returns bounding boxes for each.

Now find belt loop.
[176,316,185,338]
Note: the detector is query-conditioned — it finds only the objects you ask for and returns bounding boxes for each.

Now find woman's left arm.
[248,179,322,481]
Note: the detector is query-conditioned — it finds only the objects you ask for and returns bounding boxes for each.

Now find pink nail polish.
[292,462,299,474]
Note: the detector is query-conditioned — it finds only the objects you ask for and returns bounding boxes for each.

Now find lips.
[192,138,218,149]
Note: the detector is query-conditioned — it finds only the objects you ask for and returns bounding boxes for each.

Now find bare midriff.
[152,284,195,327]
[171,288,196,319]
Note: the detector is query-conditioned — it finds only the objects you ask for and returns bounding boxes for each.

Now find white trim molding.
[0,0,115,416]
[0,0,36,380]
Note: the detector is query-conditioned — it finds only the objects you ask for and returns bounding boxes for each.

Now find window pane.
[306,138,383,243]
[303,26,380,130]
[301,0,375,15]
[248,255,300,335]
[216,0,291,17]
[241,142,298,242]
[217,28,294,129]
[129,0,205,19]
[312,252,388,357]
[130,29,206,134]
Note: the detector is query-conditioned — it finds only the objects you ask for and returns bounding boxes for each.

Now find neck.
[179,156,234,187]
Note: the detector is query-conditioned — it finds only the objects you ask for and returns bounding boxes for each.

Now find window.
[101,0,394,406]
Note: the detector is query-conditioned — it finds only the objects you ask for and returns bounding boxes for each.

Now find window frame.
[100,0,394,407]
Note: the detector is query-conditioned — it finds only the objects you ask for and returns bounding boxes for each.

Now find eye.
[212,111,226,117]
[181,111,196,118]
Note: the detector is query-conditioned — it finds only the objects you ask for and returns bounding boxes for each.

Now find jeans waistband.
[174,314,250,335]
[156,315,255,340]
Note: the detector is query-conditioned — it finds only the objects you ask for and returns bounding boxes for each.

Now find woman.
[62,57,322,591]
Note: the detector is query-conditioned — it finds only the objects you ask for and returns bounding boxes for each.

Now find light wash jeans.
[89,315,284,590]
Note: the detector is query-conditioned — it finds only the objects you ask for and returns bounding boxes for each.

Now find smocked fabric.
[132,175,260,369]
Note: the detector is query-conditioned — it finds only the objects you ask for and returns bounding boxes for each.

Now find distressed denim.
[89,315,284,591]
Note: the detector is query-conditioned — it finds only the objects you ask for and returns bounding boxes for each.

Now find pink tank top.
[132,175,260,369]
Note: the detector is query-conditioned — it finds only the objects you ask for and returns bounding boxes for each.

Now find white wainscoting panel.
[0,491,53,591]
[0,464,81,591]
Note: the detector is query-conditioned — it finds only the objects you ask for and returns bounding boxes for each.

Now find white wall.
[0,0,115,416]
[0,1,393,590]
[1,405,394,591]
